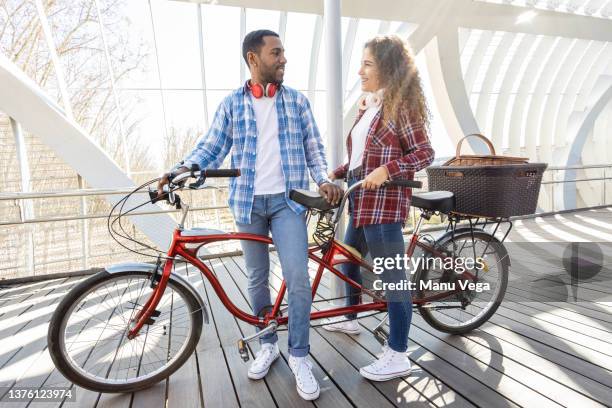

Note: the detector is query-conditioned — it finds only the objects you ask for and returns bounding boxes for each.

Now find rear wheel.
[48,270,202,393]
[413,231,508,334]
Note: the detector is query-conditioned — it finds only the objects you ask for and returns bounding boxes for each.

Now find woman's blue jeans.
[341,178,412,352]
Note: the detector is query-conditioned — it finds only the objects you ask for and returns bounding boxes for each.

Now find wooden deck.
[1,207,612,407]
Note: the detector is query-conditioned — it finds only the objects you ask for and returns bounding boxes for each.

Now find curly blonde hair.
[364,35,430,130]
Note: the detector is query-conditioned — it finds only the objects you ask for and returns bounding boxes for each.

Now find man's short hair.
[242,29,280,66]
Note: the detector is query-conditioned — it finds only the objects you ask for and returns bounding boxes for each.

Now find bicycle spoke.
[57,274,196,387]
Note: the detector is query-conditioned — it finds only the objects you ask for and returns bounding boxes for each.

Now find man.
[157,29,341,401]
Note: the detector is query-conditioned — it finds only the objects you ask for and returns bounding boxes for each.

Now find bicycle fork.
[237,321,278,362]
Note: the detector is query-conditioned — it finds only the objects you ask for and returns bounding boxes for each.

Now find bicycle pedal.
[237,339,249,362]
[144,317,156,325]
[151,309,161,317]
[373,326,389,346]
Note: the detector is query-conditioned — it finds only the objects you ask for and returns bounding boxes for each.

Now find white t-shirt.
[252,94,286,194]
[349,104,380,171]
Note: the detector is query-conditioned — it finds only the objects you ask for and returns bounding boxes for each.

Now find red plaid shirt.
[333,108,435,227]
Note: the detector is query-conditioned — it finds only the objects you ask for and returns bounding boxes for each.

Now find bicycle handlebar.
[150,167,241,207]
[386,179,422,188]
[170,168,241,185]
[155,168,420,219]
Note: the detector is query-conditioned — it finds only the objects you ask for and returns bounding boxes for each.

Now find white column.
[197,4,210,129]
[324,0,344,302]
[11,117,34,276]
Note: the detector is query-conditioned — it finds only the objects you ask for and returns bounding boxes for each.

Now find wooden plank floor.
[0,207,611,407]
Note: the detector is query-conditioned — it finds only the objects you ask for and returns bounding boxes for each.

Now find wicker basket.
[427,163,547,218]
[444,134,528,166]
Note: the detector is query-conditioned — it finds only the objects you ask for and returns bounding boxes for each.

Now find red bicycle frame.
[127,215,475,339]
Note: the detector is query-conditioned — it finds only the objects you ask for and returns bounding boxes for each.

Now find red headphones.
[246,80,277,98]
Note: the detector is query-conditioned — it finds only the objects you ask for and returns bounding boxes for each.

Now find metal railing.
[1,164,611,280]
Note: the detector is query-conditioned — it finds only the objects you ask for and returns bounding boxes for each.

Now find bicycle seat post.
[413,209,430,236]
[178,203,189,230]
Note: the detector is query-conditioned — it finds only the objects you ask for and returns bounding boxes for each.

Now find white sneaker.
[247,343,280,380]
[322,317,361,335]
[359,347,412,381]
[288,355,320,400]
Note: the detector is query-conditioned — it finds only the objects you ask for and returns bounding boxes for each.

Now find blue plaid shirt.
[182,84,330,224]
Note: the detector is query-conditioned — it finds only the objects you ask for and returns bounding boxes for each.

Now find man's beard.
[262,66,284,85]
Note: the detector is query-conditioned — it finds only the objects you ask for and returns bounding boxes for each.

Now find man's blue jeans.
[341,178,413,352]
[236,193,312,357]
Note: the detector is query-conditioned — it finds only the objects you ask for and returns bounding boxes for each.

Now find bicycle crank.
[236,321,278,362]
[372,314,389,346]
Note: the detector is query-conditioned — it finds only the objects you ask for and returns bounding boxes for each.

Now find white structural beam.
[563,75,612,208]
[0,53,177,251]
[474,32,514,137]
[34,0,73,120]
[539,39,583,163]
[427,27,488,153]
[491,34,535,152]
[341,19,358,93]
[11,117,34,274]
[464,31,494,94]
[324,0,343,172]
[197,4,210,129]
[508,36,554,159]
[424,35,471,151]
[525,37,568,161]
[324,0,343,300]
[240,7,247,84]
[572,46,612,113]
[307,15,323,107]
[553,41,606,148]
[278,11,287,42]
[182,0,612,42]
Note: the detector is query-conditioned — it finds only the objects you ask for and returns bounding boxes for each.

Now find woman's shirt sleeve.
[383,112,435,179]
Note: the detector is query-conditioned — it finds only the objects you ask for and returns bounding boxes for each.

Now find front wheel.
[413,230,509,334]
[47,270,203,393]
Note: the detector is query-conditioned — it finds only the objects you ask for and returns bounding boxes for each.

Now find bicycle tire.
[48,270,203,393]
[413,230,509,334]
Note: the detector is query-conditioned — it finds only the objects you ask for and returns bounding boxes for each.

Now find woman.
[323,35,435,381]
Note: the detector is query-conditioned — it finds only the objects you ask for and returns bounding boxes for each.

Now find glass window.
[111,0,161,89]
[164,90,206,135]
[245,8,281,35]
[282,12,317,90]
[346,18,380,92]
[201,5,241,90]
[0,1,64,107]
[150,0,202,89]
[45,0,111,97]
[119,89,166,171]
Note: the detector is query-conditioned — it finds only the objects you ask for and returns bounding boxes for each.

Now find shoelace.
[372,350,397,369]
[255,347,274,364]
[292,358,314,385]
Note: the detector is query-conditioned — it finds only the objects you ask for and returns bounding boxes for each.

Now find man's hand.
[319,182,343,205]
[157,166,190,197]
[362,166,390,190]
[328,171,337,181]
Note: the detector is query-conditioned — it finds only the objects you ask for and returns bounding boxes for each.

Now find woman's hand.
[362,166,389,190]
[328,171,337,181]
